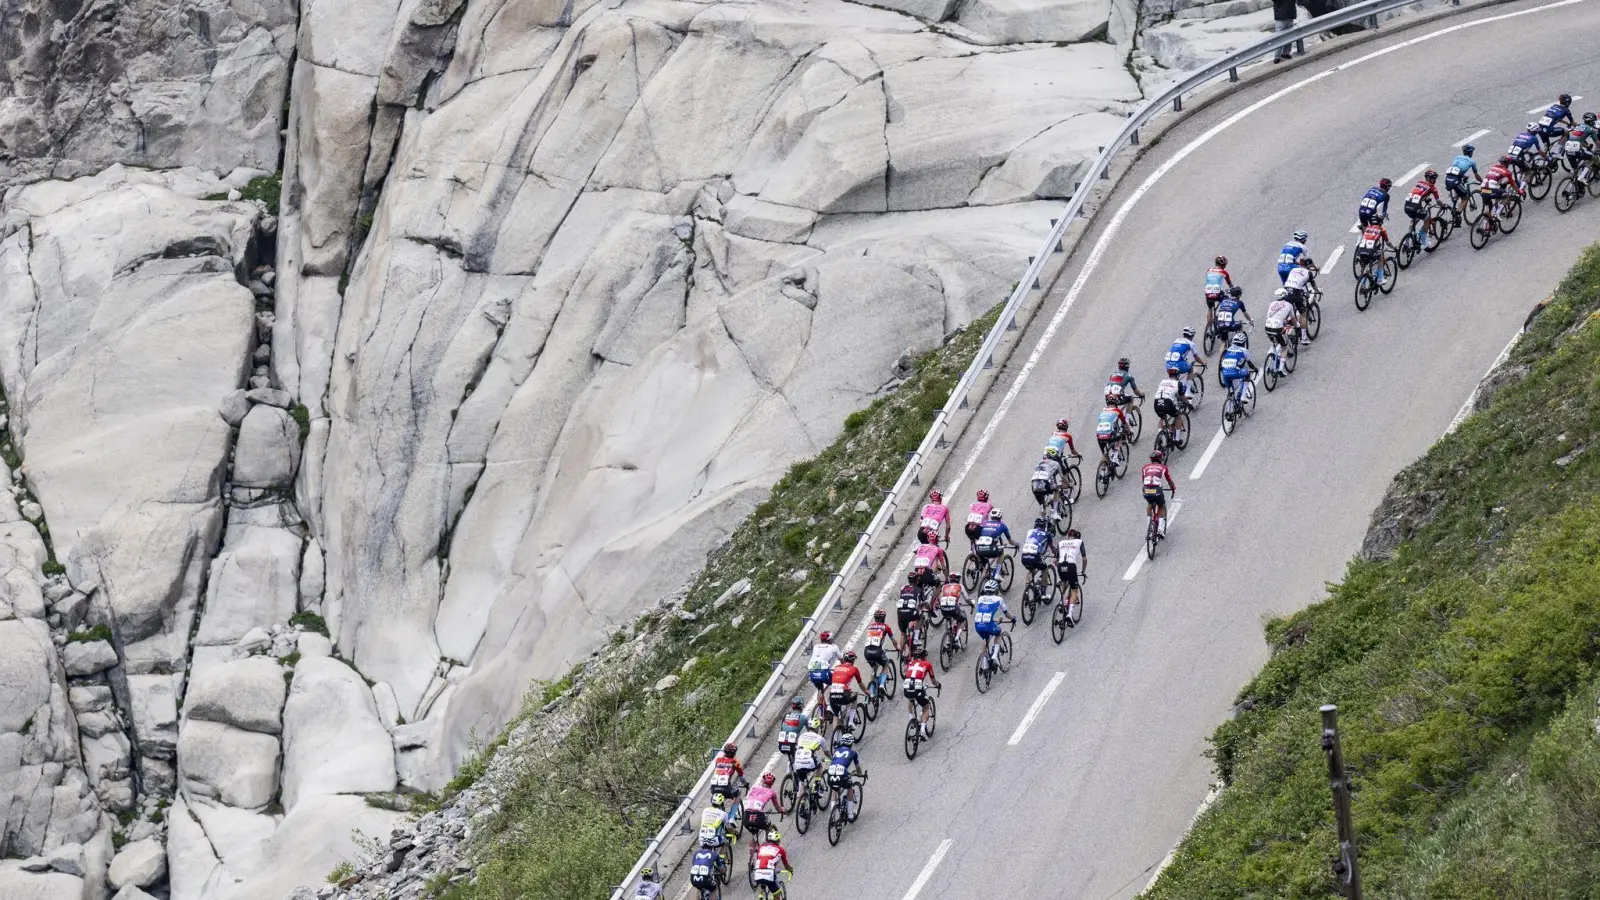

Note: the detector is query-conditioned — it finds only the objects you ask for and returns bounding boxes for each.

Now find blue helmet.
[1462,143,1475,157]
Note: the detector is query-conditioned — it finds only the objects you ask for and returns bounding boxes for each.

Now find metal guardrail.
[608,0,1440,895]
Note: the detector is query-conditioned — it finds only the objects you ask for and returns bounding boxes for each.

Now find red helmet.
[842,650,857,663]
[1499,154,1513,167]
[722,742,738,756]
[1378,178,1392,190]
[761,772,776,787]
[1424,169,1438,182]
[975,489,989,503]
[818,631,832,642]
[1055,418,1069,431]
[928,489,942,503]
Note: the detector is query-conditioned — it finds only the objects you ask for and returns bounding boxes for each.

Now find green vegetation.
[65,624,113,644]
[41,560,66,576]
[289,611,329,636]
[1147,246,1600,899]
[241,173,282,216]
[327,861,355,884]
[457,310,1002,898]
[289,403,311,443]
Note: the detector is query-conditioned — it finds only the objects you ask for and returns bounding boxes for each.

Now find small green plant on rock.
[289,611,328,636]
[65,624,112,644]
[326,861,355,884]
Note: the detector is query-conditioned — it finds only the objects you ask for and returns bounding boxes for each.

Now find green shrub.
[65,624,112,644]
[289,611,328,636]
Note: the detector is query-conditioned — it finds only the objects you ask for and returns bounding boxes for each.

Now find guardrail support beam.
[1228,66,1238,83]
[1173,95,1182,112]
[1130,129,1139,146]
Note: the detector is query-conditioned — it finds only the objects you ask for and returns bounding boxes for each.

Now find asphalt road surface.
[674,3,1600,898]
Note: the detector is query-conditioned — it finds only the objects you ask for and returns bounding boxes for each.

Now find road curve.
[674,4,1600,899]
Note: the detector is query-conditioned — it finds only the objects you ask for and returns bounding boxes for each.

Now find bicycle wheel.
[1063,465,1082,504]
[1127,405,1143,443]
[1188,372,1205,408]
[885,662,898,699]
[1396,231,1418,269]
[1052,495,1072,535]
[938,630,956,672]
[1146,516,1158,560]
[1554,177,1580,213]
[925,596,943,627]
[1115,443,1130,477]
[826,802,845,846]
[904,717,920,761]
[1469,217,1492,249]
[1529,166,1551,201]
[863,685,879,722]
[1501,196,1523,233]
[1262,356,1279,392]
[1221,397,1237,435]
[851,703,868,742]
[997,633,1012,671]
[1175,412,1191,450]
[1349,242,1362,278]
[718,842,734,881]
[1284,338,1299,374]
[1019,583,1038,625]
[974,652,991,693]
[961,554,980,591]
[998,556,1014,592]
[747,845,757,890]
[1153,429,1169,455]
[1050,601,1068,645]
[1354,274,1375,311]
[778,772,796,814]
[1432,209,1453,243]
[848,783,863,823]
[1378,253,1397,295]
[1094,459,1111,498]
[1305,301,1321,341]
[924,697,937,736]
[1243,381,1257,417]
[1202,322,1217,356]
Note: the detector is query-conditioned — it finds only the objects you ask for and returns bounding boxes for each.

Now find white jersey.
[1057,538,1084,567]
[1156,378,1182,401]
[1285,266,1313,292]
[808,643,841,673]
[1265,299,1295,329]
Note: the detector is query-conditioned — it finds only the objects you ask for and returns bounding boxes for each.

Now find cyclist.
[1165,327,1207,403]
[1142,451,1177,540]
[1213,285,1252,346]
[964,490,993,545]
[1507,125,1545,188]
[974,509,1013,578]
[1354,214,1393,284]
[863,609,902,678]
[777,697,806,759]
[1056,528,1087,623]
[1566,113,1597,170]
[806,632,841,702]
[1536,93,1577,150]
[896,573,926,652]
[1276,230,1310,284]
[918,489,950,546]
[973,578,1015,668]
[1203,256,1233,330]
[1031,448,1065,511]
[1402,169,1443,252]
[743,772,779,841]
[1357,178,1392,227]
[902,644,941,737]
[1480,156,1523,221]
[1264,289,1298,375]
[750,830,794,899]
[1220,332,1258,406]
[827,651,867,722]
[826,730,865,802]
[792,715,827,787]
[1047,417,1082,462]
[1282,259,1316,345]
[1096,404,1129,466]
[911,540,946,592]
[1445,144,1481,224]
[1020,515,1056,578]
[698,793,737,848]
[689,847,722,895]
[635,867,663,900]
[1105,357,1145,413]
[1154,368,1189,446]
[937,576,969,633]
[710,743,746,800]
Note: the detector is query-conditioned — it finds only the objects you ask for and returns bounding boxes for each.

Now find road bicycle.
[902,686,939,760]
[1554,157,1597,213]
[1153,407,1191,455]
[1018,561,1057,626]
[691,850,728,900]
[936,601,970,672]
[1298,284,1323,342]
[1262,332,1294,392]
[825,771,867,846]
[862,653,899,722]
[1523,155,1556,202]
[825,692,868,744]
[789,766,830,835]
[1035,458,1082,534]
[1213,332,1250,386]
[1447,181,1482,228]
[1220,373,1257,436]
[1396,201,1453,268]
[1144,494,1173,560]
[974,620,1015,694]
[1050,572,1085,644]
[1469,192,1522,249]
[962,544,1016,592]
[1094,436,1131,499]
[1353,244,1398,311]
[752,870,792,900]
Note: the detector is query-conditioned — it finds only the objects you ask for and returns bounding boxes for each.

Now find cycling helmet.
[1230,332,1248,347]
[808,715,824,730]
[1370,213,1385,225]
[1043,446,1060,459]
[975,489,989,503]
[911,644,927,659]
[906,571,919,584]
[1167,367,1179,377]
[989,509,1003,521]
[1056,418,1070,431]
[1301,257,1314,268]
[929,489,942,503]
[1528,122,1541,132]
[982,578,1001,594]
[767,829,783,843]
[1117,358,1131,372]
[819,631,833,642]
[1067,528,1081,538]
[642,867,656,882]
[1229,285,1243,298]
[837,730,856,746]
[1560,93,1572,106]
[1499,154,1513,166]
[1033,516,1049,531]
[1292,230,1308,243]
[1424,168,1438,182]
[789,697,803,710]
[1273,287,1288,300]
[1462,143,1475,157]
[1150,450,1165,463]
[842,650,856,663]
[872,609,886,623]
[761,772,776,787]
[1586,112,1597,126]
[1378,178,1392,190]
[1214,255,1227,267]
[722,742,739,756]
[1182,326,1196,339]
[711,793,727,808]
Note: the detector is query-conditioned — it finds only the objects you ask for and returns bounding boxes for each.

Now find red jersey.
[711,754,743,786]
[1204,266,1233,298]
[1358,224,1388,249]
[864,622,896,651]
[830,662,862,687]
[1408,180,1439,203]
[903,658,935,683]
[1483,164,1516,189]
[754,842,791,871]
[1140,463,1174,492]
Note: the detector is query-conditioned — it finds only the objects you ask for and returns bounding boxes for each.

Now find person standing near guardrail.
[1272,0,1297,63]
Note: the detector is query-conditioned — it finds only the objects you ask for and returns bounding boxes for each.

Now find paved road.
[677,3,1600,899]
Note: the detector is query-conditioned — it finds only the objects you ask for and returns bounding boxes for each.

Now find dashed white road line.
[1456,127,1492,147]
[902,839,954,900]
[1349,222,1361,233]
[1322,243,1346,271]
[1188,427,1228,480]
[1397,160,1431,186]
[1008,672,1067,746]
[1122,500,1184,582]
[1526,96,1579,115]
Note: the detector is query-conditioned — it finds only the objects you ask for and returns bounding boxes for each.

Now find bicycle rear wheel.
[778,772,796,814]
[826,802,845,846]
[998,556,1015,592]
[795,794,812,834]
[1146,516,1158,560]
[1262,357,1279,392]
[1284,339,1298,374]
[1050,601,1068,645]
[1432,208,1453,243]
[1153,429,1169,455]
[1127,405,1143,443]
[1052,495,1072,535]
[1114,443,1130,477]
[1019,584,1038,625]
[1378,252,1398,294]
[997,633,1013,672]
[1501,197,1523,233]
[1529,166,1551,201]
[1221,397,1238,435]
[903,717,920,761]
[1354,274,1375,311]
[1554,177,1580,213]
[1175,412,1191,449]
[1202,322,1217,356]
[1305,301,1321,341]
[1243,381,1257,417]
[938,630,956,672]
[974,653,992,693]
[1063,466,1082,504]
[863,686,879,722]
[961,554,980,590]
[1396,231,1418,269]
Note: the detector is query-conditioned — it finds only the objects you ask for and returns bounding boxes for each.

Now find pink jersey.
[919,503,949,526]
[913,543,945,570]
[746,785,777,812]
[966,502,992,525]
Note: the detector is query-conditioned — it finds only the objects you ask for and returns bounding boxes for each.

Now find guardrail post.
[1321,705,1363,899]
[1173,95,1182,112]
[1366,13,1378,28]
[1130,129,1139,146]
[1228,66,1238,83]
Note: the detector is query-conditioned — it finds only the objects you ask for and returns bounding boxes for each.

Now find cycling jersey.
[918,503,949,543]
[1095,408,1122,439]
[1538,103,1574,136]
[864,621,896,655]
[1508,131,1541,162]
[974,595,1008,636]
[1105,371,1136,404]
[1284,265,1313,292]
[1215,296,1245,328]
[1020,527,1054,569]
[1407,180,1440,204]
[1565,125,1596,158]
[746,785,777,812]
[974,521,1009,559]
[1276,240,1306,276]
[690,848,721,888]
[1166,338,1197,375]
[912,542,944,571]
[939,582,965,609]
[794,731,825,771]
[1046,430,1078,457]
[778,712,805,749]
[808,643,841,684]
[1358,186,1389,221]
[898,584,921,613]
[1265,299,1295,330]
[830,662,862,687]
[1446,155,1479,192]
[1204,266,1232,298]
[903,658,934,695]
[752,842,791,885]
[977,520,1012,544]
[965,502,992,527]
[827,745,859,780]
[1356,224,1388,258]
[1155,377,1182,401]
[1140,463,1173,498]
[711,755,743,791]
[1057,538,1085,568]
[1220,347,1252,383]
[699,806,729,845]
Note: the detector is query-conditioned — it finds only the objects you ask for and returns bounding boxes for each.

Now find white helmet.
[1230,332,1248,347]
[1273,287,1289,300]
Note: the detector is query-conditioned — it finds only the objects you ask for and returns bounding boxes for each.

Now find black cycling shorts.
[1153,397,1178,419]
[1056,562,1080,590]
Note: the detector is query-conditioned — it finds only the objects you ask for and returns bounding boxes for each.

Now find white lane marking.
[1446,325,1523,433]
[1397,161,1431,186]
[1142,782,1225,893]
[1456,127,1492,147]
[1122,499,1184,582]
[1189,427,1228,480]
[1008,672,1067,746]
[1349,222,1361,233]
[902,839,954,900]
[1527,105,1546,115]
[1322,243,1345,270]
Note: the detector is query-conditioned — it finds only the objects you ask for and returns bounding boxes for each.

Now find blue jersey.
[1204,268,1228,296]
[1358,187,1389,217]
[1446,155,1479,183]
[1046,434,1070,456]
[1220,346,1251,380]
[1540,104,1572,132]
[1509,131,1540,162]
[977,521,1012,543]
[974,595,1007,635]
[1215,296,1244,327]
[829,745,858,771]
[1020,528,1053,563]
[1095,409,1121,437]
[1276,241,1306,273]
[690,848,721,885]
[1165,339,1195,375]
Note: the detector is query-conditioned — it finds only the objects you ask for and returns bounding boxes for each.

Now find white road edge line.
[902,839,954,900]
[1349,222,1361,233]
[1008,672,1067,746]
[1188,427,1227,480]
[1323,243,1345,271]
[1122,499,1184,582]
[1447,326,1523,433]
[1397,160,1431,186]
[1456,127,1492,146]
[1142,782,1225,893]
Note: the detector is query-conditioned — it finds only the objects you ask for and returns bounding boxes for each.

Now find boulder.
[224,794,403,900]
[113,887,159,900]
[60,640,118,677]
[0,871,84,900]
[107,838,168,890]
[185,657,289,734]
[219,390,253,427]
[280,656,396,808]
[233,406,302,489]
[296,632,334,659]
[194,526,303,647]
[126,675,180,760]
[44,841,85,876]
[956,0,1111,44]
[176,720,281,809]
